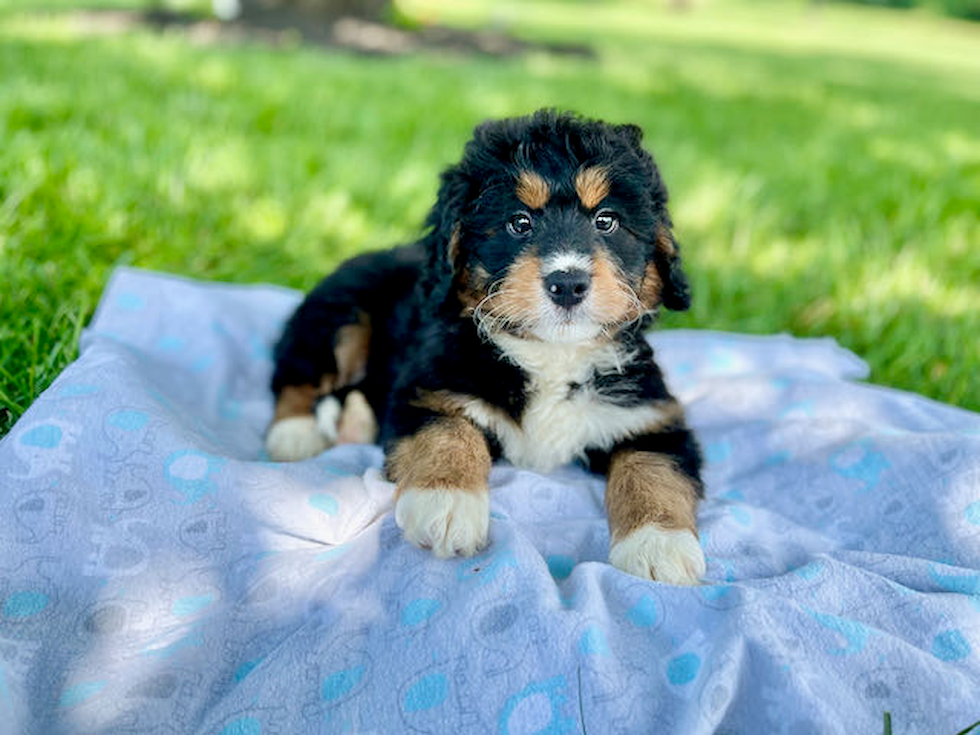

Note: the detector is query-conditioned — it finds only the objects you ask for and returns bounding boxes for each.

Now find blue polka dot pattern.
[932,630,971,662]
[1,269,979,734]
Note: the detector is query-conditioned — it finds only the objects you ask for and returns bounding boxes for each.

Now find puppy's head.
[424,110,690,343]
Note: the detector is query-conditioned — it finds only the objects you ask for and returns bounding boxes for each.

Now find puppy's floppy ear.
[653,219,692,311]
[421,164,471,304]
[615,123,692,312]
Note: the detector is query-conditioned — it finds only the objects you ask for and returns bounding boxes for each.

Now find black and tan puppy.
[266,110,705,584]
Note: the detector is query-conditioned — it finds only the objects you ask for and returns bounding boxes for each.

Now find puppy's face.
[464,164,664,343]
[429,112,690,343]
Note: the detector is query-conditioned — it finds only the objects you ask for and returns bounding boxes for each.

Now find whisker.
[472,280,541,338]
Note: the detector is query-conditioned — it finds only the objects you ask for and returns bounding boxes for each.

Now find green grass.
[1,0,979,436]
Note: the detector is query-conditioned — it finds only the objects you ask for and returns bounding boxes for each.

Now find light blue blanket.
[2,267,979,734]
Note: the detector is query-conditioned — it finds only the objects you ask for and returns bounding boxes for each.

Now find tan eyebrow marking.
[515,170,550,210]
[575,166,611,210]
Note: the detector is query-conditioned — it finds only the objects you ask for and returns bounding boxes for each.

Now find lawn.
[1,0,979,436]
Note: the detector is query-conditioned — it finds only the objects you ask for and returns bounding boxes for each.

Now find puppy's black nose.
[544,269,591,308]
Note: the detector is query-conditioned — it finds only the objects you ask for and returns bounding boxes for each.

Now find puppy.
[266,110,705,584]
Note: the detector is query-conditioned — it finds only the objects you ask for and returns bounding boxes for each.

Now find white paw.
[315,395,342,444]
[395,487,489,558]
[266,416,330,461]
[609,525,705,585]
[337,390,378,445]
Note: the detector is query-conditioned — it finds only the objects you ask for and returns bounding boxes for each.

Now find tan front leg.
[605,450,705,584]
[387,417,492,558]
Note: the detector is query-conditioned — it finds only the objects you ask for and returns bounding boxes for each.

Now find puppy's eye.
[507,212,533,237]
[594,211,619,234]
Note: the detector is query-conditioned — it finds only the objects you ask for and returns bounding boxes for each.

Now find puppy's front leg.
[606,449,706,585]
[387,417,492,558]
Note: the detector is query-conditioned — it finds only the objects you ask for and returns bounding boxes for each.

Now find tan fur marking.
[447,223,462,265]
[336,390,378,445]
[606,451,699,543]
[387,417,491,496]
[665,401,686,426]
[412,389,468,417]
[457,265,491,314]
[414,388,521,429]
[505,254,542,318]
[636,400,685,433]
[638,262,663,310]
[334,314,371,388]
[575,166,611,210]
[474,254,542,335]
[590,249,637,325]
[516,171,550,210]
[273,384,319,421]
[655,223,676,256]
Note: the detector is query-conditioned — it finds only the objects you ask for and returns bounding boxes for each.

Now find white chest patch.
[458,335,667,473]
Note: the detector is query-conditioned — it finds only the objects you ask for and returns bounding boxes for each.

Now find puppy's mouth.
[472,252,644,343]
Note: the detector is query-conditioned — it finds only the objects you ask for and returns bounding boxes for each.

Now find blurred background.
[1,0,978,435]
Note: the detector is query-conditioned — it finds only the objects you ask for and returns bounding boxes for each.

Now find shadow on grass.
[66,4,594,58]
